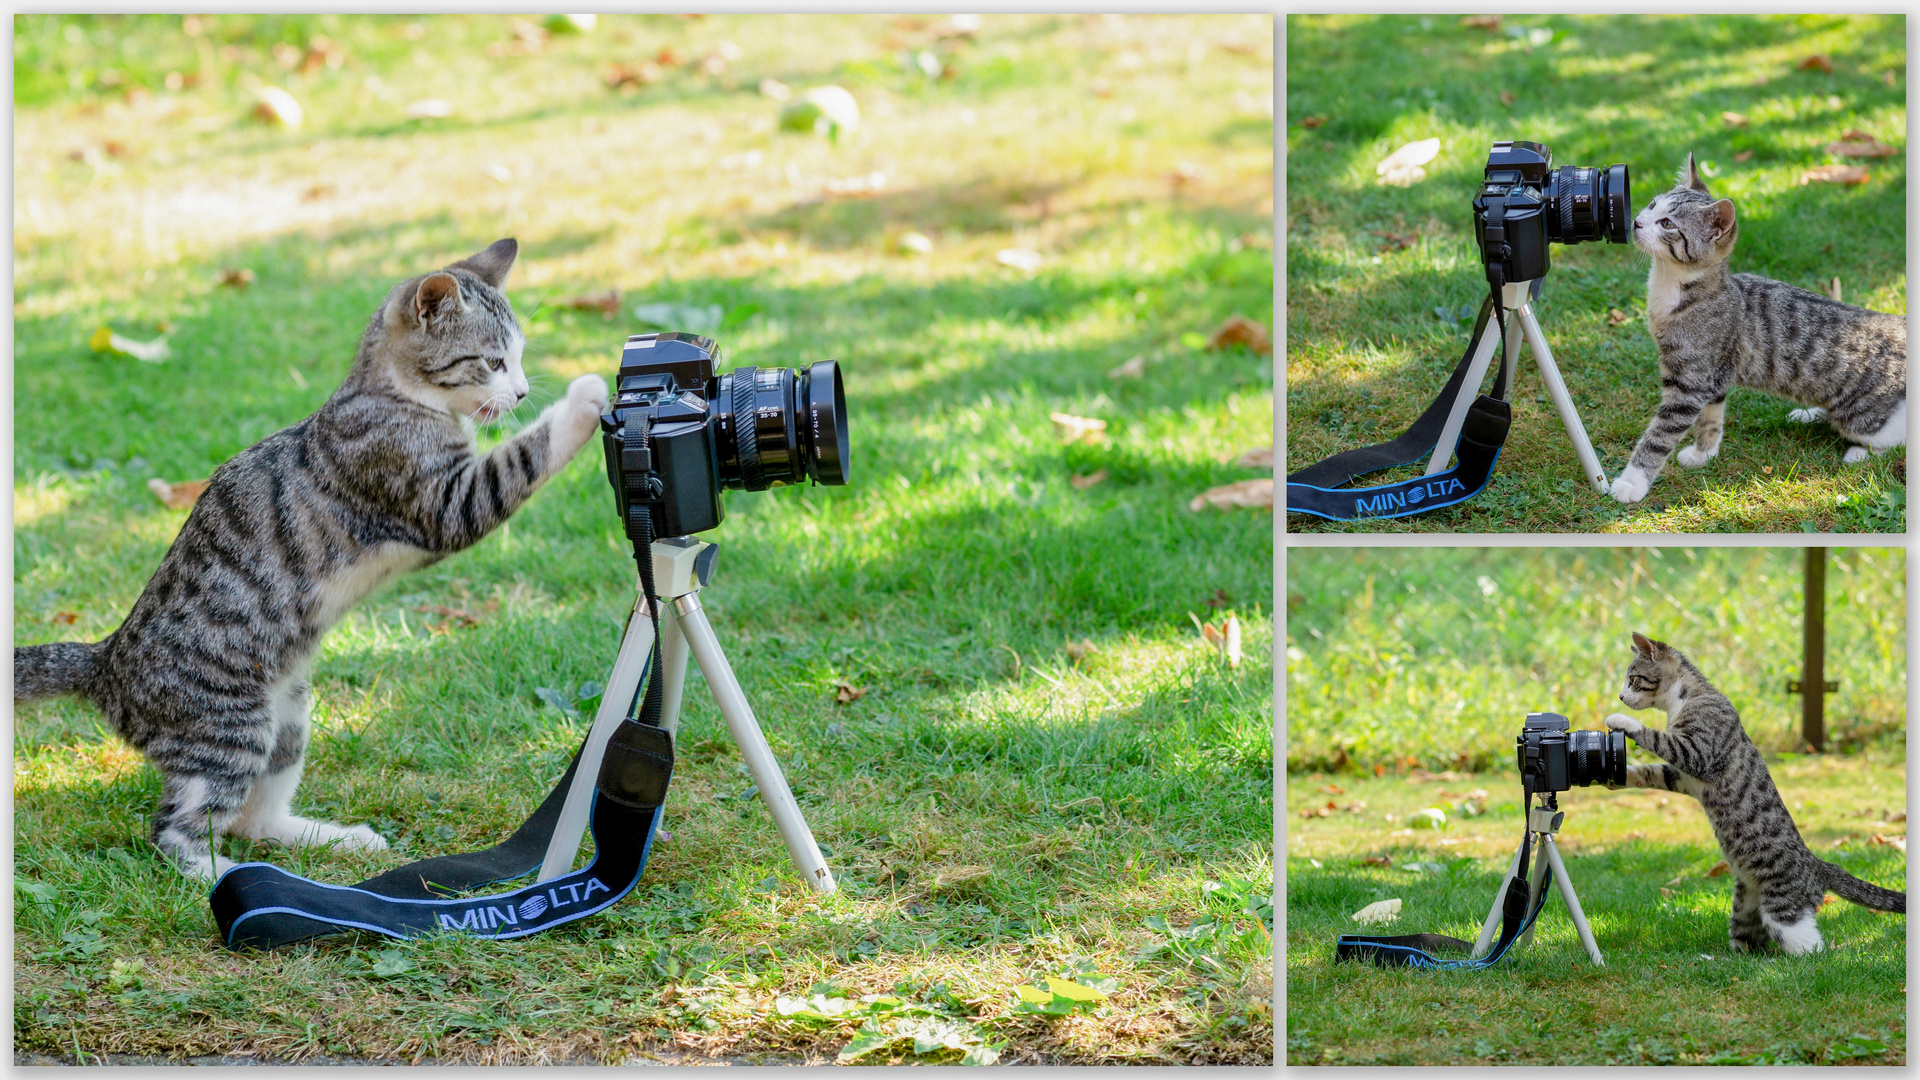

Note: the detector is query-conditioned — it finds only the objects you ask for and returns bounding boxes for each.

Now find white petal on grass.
[897,231,933,254]
[90,326,170,363]
[1376,137,1440,187]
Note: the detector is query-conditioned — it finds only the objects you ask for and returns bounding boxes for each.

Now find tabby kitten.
[1605,632,1905,955]
[1609,154,1906,504]
[14,239,610,880]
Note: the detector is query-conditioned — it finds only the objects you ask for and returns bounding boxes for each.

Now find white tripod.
[535,538,836,894]
[1423,279,1611,495]
[1470,792,1604,966]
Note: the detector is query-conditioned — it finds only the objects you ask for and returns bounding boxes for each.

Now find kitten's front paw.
[338,824,389,852]
[1788,406,1827,424]
[1605,713,1645,734]
[1675,445,1716,469]
[551,375,610,458]
[1608,468,1651,504]
[1843,445,1869,464]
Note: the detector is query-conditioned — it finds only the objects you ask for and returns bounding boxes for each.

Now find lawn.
[1285,14,1907,533]
[13,14,1274,1064]
[1284,545,1906,1065]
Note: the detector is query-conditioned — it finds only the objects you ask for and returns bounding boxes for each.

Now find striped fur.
[1609,154,1907,503]
[1606,632,1905,955]
[13,239,611,880]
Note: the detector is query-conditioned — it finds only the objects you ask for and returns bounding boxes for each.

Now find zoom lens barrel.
[1565,729,1627,787]
[1546,162,1631,245]
[714,359,849,490]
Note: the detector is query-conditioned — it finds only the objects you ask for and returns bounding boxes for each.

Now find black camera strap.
[1286,296,1512,521]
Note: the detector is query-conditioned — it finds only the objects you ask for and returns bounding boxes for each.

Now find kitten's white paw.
[1788,407,1827,424]
[179,852,238,882]
[1843,445,1869,464]
[1605,713,1645,734]
[1609,468,1651,504]
[1675,445,1717,469]
[550,374,610,459]
[336,824,389,852]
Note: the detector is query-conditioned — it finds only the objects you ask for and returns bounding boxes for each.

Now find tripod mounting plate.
[1528,805,1566,834]
[649,537,718,600]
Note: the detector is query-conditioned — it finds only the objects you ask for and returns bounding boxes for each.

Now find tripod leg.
[1518,306,1610,494]
[1472,844,1527,958]
[1542,835,1606,966]
[1519,839,1552,949]
[657,606,692,736]
[538,596,657,882]
[1422,317,1505,477]
[671,594,838,894]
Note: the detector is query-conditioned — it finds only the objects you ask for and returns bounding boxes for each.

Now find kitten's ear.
[450,238,518,289]
[1631,631,1656,657]
[412,272,465,325]
[1681,152,1709,194]
[1708,198,1736,241]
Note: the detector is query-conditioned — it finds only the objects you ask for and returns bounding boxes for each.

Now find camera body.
[602,332,849,541]
[1516,711,1626,792]
[1473,141,1631,288]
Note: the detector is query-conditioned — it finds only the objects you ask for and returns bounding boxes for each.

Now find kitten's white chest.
[1644,263,1692,328]
[311,542,431,629]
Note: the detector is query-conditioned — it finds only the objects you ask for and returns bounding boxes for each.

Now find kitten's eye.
[1658,218,1674,229]
[488,357,505,372]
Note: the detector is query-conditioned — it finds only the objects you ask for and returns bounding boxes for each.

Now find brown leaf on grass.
[604,61,664,89]
[1888,810,1907,823]
[303,182,336,201]
[1871,834,1907,852]
[822,171,888,197]
[1660,887,1675,899]
[1826,133,1897,158]
[1106,355,1147,380]
[1068,469,1108,490]
[1460,14,1502,29]
[1319,784,1345,795]
[1707,860,1730,878]
[416,604,485,632]
[1499,90,1515,106]
[1826,277,1843,302]
[1204,587,1232,610]
[834,681,868,704]
[1233,445,1274,469]
[1733,150,1754,163]
[1363,854,1392,867]
[147,477,208,510]
[1883,70,1898,87]
[1798,54,1834,74]
[1064,639,1095,663]
[1798,164,1869,186]
[1188,478,1273,512]
[1607,307,1634,327]
[220,267,254,289]
[561,289,622,317]
[1200,614,1243,668]
[1376,230,1419,252]
[1206,314,1272,354]
[1089,79,1116,99]
[1169,161,1205,188]
[1299,115,1325,129]
[1721,111,1749,128]
[933,865,990,888]
[52,611,79,625]
[1049,412,1108,444]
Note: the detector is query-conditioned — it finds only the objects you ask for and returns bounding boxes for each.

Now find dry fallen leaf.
[220,267,254,289]
[605,61,665,89]
[1188,478,1273,512]
[252,86,303,128]
[148,477,208,510]
[1363,854,1392,867]
[1798,54,1834,74]
[1883,70,1898,87]
[561,289,622,318]
[1871,834,1907,852]
[1721,111,1749,128]
[1376,137,1441,187]
[1106,355,1147,380]
[834,681,869,705]
[52,611,78,626]
[1659,887,1675,899]
[1206,314,1272,354]
[1233,445,1273,469]
[1827,134,1897,158]
[1068,470,1108,490]
[1319,784,1344,795]
[1170,161,1205,188]
[1049,412,1108,444]
[1204,587,1232,609]
[1376,230,1419,251]
[1826,277,1843,302]
[1498,90,1515,105]
[1607,307,1634,327]
[758,77,792,100]
[1460,14,1501,29]
[822,171,887,197]
[1888,810,1906,823]
[1064,639,1095,663]
[1201,614,1243,668]
[1707,860,1730,878]
[1798,164,1869,186]
[1299,115,1325,129]
[1733,150,1754,163]
[933,865,991,888]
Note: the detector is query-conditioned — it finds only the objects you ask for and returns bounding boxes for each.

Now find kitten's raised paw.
[1788,407,1827,424]
[1609,469,1651,504]
[1605,713,1645,734]
[1676,446,1711,469]
[1843,445,1869,464]
[550,375,611,458]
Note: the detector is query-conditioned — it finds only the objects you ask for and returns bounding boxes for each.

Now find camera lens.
[714,360,850,491]
[1547,162,1632,245]
[1565,729,1627,787]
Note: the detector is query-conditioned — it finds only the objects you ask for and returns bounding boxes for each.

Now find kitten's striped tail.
[1820,860,1906,914]
[14,641,103,702]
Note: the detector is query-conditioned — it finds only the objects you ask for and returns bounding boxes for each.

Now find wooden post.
[1802,547,1826,753]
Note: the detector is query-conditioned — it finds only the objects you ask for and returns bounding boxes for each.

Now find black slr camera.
[601,333,849,540]
[1516,712,1626,793]
[1473,141,1630,289]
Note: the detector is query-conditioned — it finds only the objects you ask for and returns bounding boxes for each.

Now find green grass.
[13,14,1274,1064]
[1285,14,1906,533]
[1285,755,1907,1065]
[1286,546,1905,774]
[1284,544,1906,1065]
